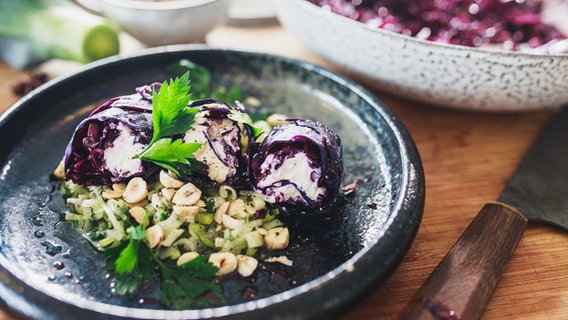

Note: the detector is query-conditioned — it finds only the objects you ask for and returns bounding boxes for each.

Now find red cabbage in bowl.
[309,0,566,51]
[63,85,158,186]
[250,119,343,216]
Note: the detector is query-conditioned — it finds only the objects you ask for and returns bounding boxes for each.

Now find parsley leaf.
[137,138,201,164]
[166,60,264,139]
[159,256,225,309]
[150,72,197,144]
[135,72,203,175]
[104,225,155,295]
[103,218,223,308]
[115,225,147,273]
[136,138,201,177]
[228,108,264,138]
[115,239,137,273]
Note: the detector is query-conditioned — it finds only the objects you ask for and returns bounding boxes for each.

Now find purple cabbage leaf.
[181,99,254,186]
[250,119,343,216]
[63,84,159,186]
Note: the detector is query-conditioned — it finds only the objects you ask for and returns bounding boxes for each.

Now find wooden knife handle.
[400,202,528,320]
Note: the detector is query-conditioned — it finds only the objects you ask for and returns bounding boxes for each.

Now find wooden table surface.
[1,22,567,320]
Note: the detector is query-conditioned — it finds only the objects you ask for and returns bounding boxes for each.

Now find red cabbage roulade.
[250,119,343,216]
[63,84,158,186]
[182,99,250,186]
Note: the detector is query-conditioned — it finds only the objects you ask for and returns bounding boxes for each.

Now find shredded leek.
[62,173,284,262]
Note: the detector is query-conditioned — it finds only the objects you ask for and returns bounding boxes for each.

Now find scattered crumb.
[11,73,48,96]
[265,256,293,267]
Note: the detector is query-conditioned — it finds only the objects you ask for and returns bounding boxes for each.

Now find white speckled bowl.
[73,0,230,46]
[274,0,568,111]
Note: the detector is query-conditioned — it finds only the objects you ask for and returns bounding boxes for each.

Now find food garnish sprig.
[134,72,201,177]
[104,210,224,309]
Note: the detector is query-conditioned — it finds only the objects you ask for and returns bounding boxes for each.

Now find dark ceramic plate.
[0,46,424,320]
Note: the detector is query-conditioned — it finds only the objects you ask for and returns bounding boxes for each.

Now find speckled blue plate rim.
[0,44,425,320]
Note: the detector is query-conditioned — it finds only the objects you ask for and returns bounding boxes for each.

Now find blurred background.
[0,0,284,95]
[2,0,567,111]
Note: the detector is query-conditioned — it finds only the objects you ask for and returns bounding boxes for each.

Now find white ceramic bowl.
[274,0,568,111]
[74,0,230,46]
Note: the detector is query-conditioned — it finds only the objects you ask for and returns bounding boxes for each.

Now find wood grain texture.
[0,65,21,114]
[400,203,528,320]
[1,23,567,320]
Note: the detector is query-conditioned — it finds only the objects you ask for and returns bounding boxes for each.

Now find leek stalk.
[0,0,119,69]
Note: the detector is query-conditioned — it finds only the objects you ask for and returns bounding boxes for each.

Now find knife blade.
[400,106,568,320]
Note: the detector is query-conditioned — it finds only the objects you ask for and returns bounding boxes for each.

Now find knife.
[400,106,568,320]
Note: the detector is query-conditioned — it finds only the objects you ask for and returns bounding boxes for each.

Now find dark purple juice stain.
[32,216,44,226]
[41,239,62,256]
[53,261,65,270]
[241,286,259,299]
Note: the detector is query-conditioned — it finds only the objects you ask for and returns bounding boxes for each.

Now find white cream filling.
[183,117,238,183]
[103,122,146,177]
[258,153,326,202]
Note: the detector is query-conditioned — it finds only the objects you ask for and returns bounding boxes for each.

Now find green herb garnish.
[228,107,264,138]
[167,60,264,138]
[135,72,201,176]
[160,256,223,309]
[104,214,224,308]
[149,72,197,144]
[136,138,201,175]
